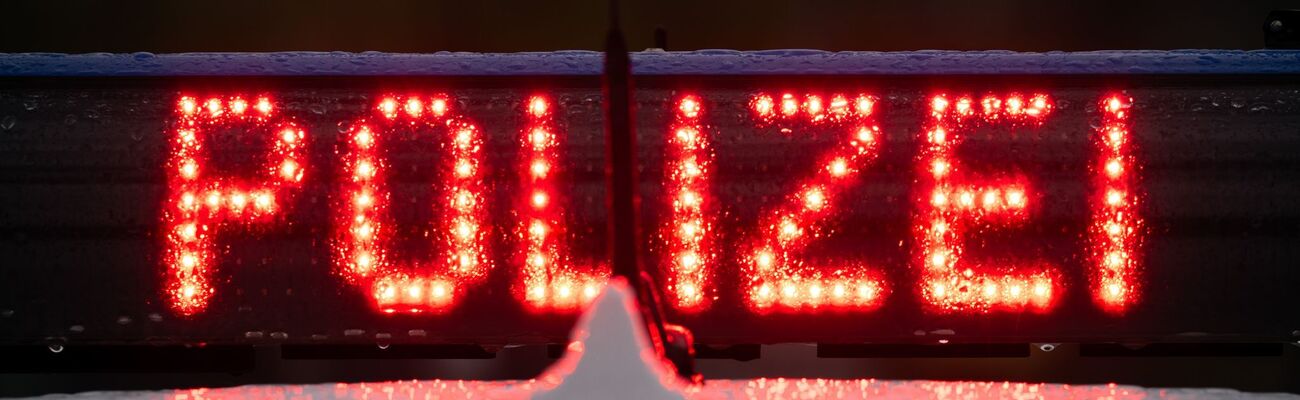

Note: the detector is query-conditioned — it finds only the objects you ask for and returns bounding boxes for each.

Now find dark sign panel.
[1,53,1299,347]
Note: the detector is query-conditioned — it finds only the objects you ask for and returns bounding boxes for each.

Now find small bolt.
[1270,20,1285,33]
[1038,343,1058,352]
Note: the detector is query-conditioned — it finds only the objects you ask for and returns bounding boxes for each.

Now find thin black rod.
[602,0,671,351]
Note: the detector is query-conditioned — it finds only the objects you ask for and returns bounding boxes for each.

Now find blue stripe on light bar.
[1,50,1299,76]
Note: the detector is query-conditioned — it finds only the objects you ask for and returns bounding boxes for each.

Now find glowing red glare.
[981,190,1001,209]
[430,97,449,116]
[1030,95,1050,114]
[229,191,248,210]
[931,190,948,207]
[205,98,222,116]
[379,97,398,118]
[1105,158,1124,178]
[929,128,947,143]
[855,127,875,143]
[177,223,198,241]
[780,94,799,117]
[165,96,304,315]
[1106,97,1125,114]
[958,191,975,208]
[230,98,248,114]
[454,128,475,149]
[678,96,700,118]
[255,98,272,114]
[278,128,297,144]
[530,128,550,148]
[828,95,850,118]
[678,190,701,208]
[805,95,825,119]
[528,96,549,117]
[754,249,774,270]
[254,192,272,210]
[531,191,549,208]
[854,95,874,116]
[354,128,374,148]
[931,159,949,177]
[528,220,547,238]
[354,160,375,180]
[1107,126,1125,147]
[678,251,700,271]
[955,97,972,115]
[404,98,424,117]
[1006,189,1026,208]
[453,159,474,178]
[204,191,221,208]
[1006,96,1024,114]
[354,192,373,208]
[179,161,198,179]
[828,158,849,177]
[981,96,1001,116]
[530,159,549,177]
[682,158,702,177]
[753,94,775,118]
[1106,189,1125,206]
[179,97,198,115]
[931,96,949,113]
[803,188,826,211]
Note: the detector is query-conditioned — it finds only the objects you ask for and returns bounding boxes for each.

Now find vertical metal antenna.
[603,0,671,354]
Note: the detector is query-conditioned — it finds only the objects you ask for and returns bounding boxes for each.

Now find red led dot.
[404,98,423,117]
[255,98,272,114]
[230,98,248,115]
[931,96,949,113]
[379,98,398,118]
[430,97,449,117]
[205,98,223,116]
[679,96,700,119]
[753,94,775,118]
[780,94,799,117]
[180,97,198,115]
[805,95,825,120]
[854,96,874,117]
[828,95,850,119]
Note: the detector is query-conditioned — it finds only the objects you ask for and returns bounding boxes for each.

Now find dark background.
[4,0,1300,397]
[0,0,1297,53]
